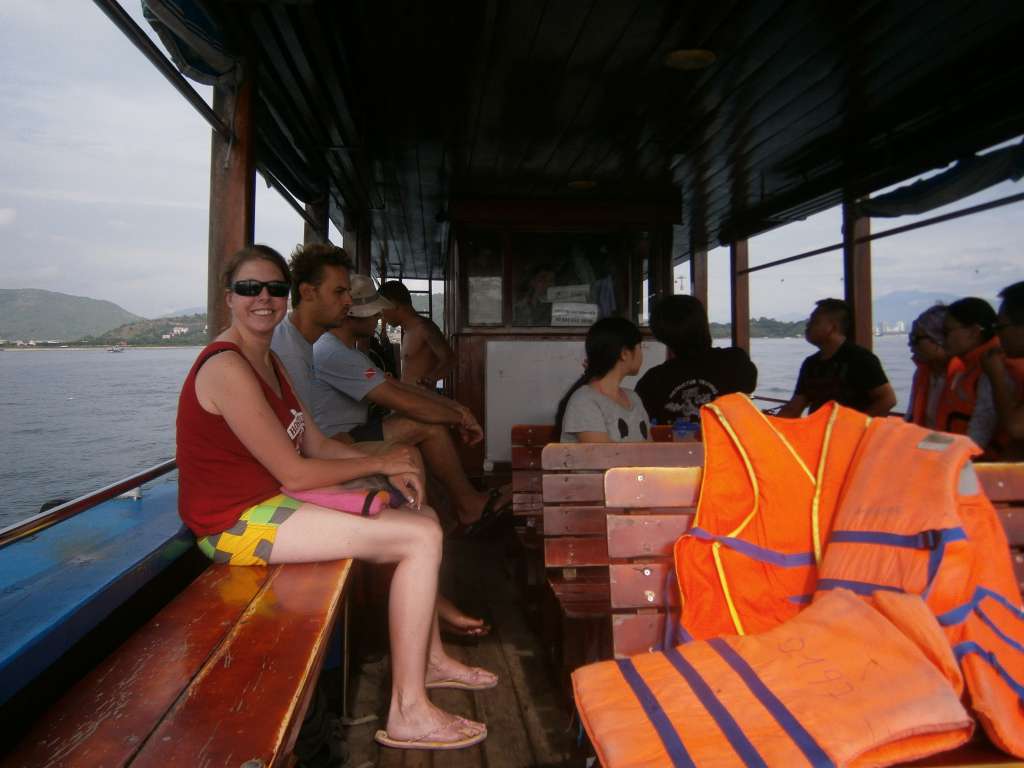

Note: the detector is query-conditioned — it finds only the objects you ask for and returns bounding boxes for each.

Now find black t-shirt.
[635,346,758,424]
[794,340,889,414]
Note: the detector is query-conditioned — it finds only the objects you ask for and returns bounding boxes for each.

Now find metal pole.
[739,190,1024,276]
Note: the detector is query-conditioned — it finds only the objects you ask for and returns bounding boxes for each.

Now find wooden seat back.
[541,443,703,580]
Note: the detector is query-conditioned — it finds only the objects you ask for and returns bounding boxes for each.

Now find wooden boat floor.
[343,535,577,768]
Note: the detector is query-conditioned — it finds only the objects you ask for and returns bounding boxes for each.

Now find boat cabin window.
[459,226,662,330]
[509,232,627,328]
[464,232,503,325]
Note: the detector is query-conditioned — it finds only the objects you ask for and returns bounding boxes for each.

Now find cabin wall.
[483,338,667,462]
[448,202,678,472]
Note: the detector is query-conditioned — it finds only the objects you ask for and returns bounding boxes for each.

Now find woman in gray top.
[555,317,651,442]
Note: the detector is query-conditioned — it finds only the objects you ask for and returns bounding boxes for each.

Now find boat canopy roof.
[146,0,1024,278]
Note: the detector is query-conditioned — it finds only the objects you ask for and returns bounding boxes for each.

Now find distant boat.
[107,346,125,353]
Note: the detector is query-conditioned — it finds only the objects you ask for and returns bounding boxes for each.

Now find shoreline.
[0,345,204,351]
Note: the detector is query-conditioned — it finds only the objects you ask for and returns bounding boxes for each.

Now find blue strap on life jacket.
[938,587,1024,658]
[823,527,966,597]
[938,586,1024,626]
[615,658,696,768]
[662,647,768,768]
[953,641,1024,701]
[708,638,836,768]
[688,527,815,568]
[658,566,687,651]
[815,578,904,596]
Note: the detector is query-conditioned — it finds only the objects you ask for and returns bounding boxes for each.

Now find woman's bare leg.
[270,503,485,741]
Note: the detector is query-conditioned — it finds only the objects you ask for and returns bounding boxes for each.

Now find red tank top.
[176,341,305,536]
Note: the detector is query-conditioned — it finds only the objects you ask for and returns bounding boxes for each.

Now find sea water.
[0,347,198,528]
[0,336,916,528]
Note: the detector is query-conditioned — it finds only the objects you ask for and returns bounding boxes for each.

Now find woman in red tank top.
[176,245,490,751]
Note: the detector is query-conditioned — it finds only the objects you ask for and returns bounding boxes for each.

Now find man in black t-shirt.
[778,298,896,418]
[636,295,758,424]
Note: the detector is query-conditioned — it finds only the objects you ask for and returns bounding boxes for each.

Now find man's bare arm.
[777,394,808,419]
[422,320,454,382]
[864,383,897,417]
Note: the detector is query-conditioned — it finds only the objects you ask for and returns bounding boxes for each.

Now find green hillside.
[78,314,207,346]
[710,317,806,339]
[0,289,143,341]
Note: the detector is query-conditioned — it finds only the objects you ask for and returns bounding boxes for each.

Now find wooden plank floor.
[342,535,577,768]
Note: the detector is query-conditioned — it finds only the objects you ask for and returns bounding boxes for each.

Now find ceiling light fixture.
[663,49,716,71]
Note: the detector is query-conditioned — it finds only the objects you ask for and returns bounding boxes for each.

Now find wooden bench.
[510,425,553,596]
[539,441,704,684]
[7,550,353,765]
[509,425,679,598]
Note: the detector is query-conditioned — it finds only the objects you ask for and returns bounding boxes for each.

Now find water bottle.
[672,417,698,442]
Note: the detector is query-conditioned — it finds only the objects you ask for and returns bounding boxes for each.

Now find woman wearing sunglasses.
[906,305,951,428]
[176,245,492,751]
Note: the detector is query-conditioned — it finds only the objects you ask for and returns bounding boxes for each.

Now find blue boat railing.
[0,459,177,549]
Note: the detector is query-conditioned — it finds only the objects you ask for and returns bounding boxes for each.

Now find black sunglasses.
[231,279,290,298]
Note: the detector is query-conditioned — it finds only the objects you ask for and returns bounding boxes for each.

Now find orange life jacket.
[935,337,1024,439]
[817,416,1024,757]
[673,394,870,640]
[573,589,973,768]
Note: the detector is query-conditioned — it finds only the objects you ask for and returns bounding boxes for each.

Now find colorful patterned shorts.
[197,494,301,566]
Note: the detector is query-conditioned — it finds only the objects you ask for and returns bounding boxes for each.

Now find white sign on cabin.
[484,338,667,462]
[468,276,503,324]
[550,302,599,326]
[546,284,591,303]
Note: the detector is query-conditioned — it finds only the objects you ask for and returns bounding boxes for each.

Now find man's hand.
[456,407,484,445]
[380,445,421,476]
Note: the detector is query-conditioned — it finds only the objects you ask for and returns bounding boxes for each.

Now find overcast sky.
[1,3,1020,321]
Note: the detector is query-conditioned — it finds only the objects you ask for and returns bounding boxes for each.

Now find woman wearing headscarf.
[906,305,951,428]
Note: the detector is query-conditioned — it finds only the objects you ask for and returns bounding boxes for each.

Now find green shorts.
[197,493,301,566]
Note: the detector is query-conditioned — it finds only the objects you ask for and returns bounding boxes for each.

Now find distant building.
[874,320,907,336]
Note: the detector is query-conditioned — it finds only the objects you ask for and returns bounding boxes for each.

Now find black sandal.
[451,489,510,538]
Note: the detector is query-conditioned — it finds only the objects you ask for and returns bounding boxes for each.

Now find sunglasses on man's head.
[231,279,290,298]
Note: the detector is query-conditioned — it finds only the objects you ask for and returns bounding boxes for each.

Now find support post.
[652,226,673,304]
[690,248,708,308]
[207,79,255,340]
[842,201,873,349]
[357,218,372,276]
[303,197,329,245]
[730,240,750,352]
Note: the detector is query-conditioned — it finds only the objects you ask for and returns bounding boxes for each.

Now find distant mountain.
[78,313,207,346]
[0,289,143,342]
[872,290,959,326]
[160,305,205,318]
[410,292,445,327]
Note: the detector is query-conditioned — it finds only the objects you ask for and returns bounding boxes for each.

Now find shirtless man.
[379,281,453,387]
